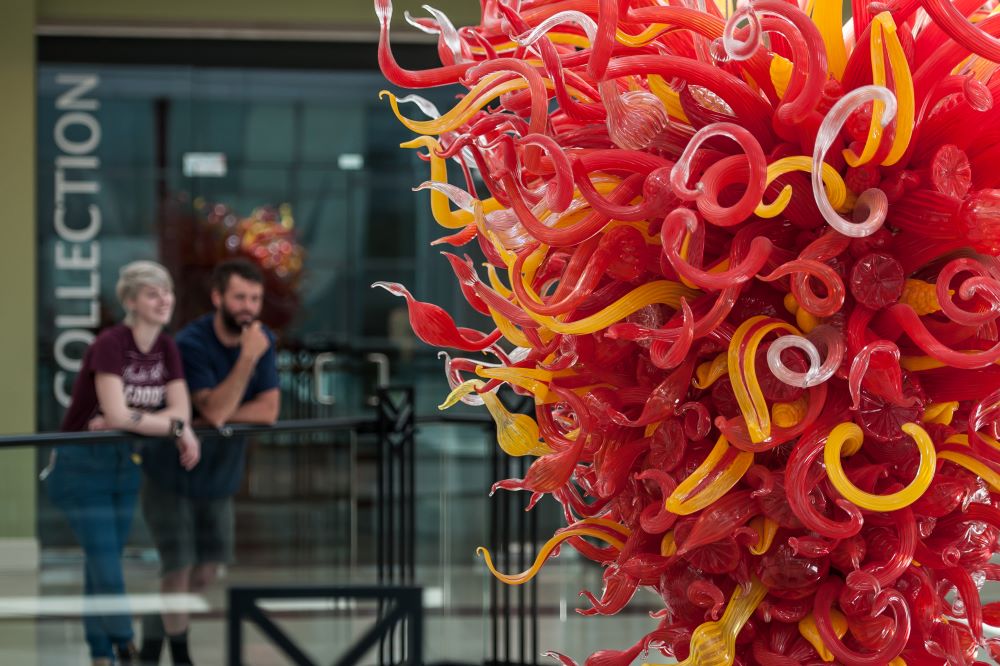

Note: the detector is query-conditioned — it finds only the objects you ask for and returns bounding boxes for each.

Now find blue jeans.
[46,443,141,660]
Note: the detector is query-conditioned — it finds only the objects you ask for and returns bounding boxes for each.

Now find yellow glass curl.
[470,32,592,54]
[476,366,569,402]
[657,578,768,666]
[784,292,801,315]
[438,378,483,410]
[399,136,503,229]
[900,279,943,315]
[579,518,631,537]
[381,73,513,134]
[755,156,848,219]
[747,516,778,555]
[901,353,1000,371]
[899,356,945,371]
[799,610,847,662]
[938,433,1000,493]
[694,353,729,389]
[648,75,692,123]
[728,317,800,444]
[661,531,678,557]
[843,13,915,167]
[922,401,959,425]
[487,306,536,349]
[521,281,699,335]
[667,435,755,515]
[796,307,821,334]
[485,262,514,298]
[772,396,809,428]
[507,23,691,51]
[440,379,552,456]
[770,56,793,99]
[810,0,848,79]
[478,527,625,585]
[382,75,595,136]
[938,448,1000,493]
[945,432,1000,452]
[824,422,936,511]
[617,24,672,47]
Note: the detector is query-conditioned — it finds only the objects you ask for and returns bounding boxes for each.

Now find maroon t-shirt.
[60,324,185,432]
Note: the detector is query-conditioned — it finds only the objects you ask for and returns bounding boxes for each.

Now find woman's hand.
[87,415,109,431]
[176,425,200,470]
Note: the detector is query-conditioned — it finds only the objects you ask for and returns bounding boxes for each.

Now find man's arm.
[227,388,280,425]
[190,321,272,428]
[190,355,258,429]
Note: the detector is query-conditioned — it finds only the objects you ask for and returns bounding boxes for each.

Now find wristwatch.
[169,418,185,439]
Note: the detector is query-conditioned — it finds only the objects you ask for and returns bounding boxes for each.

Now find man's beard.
[220,306,254,335]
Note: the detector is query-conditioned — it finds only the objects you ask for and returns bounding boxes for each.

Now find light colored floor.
[4,558,999,665]
[0,558,677,666]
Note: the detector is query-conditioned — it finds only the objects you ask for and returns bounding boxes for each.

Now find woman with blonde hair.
[47,260,200,666]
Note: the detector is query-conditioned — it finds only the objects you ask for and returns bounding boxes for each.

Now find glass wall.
[37,59,505,538]
[38,62,484,429]
[25,48,661,666]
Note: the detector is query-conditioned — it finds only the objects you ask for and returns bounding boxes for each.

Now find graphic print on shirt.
[122,350,167,409]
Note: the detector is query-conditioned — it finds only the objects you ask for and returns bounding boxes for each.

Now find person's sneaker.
[113,642,140,665]
[167,632,194,666]
[139,613,165,665]
[91,659,112,666]
[137,638,163,666]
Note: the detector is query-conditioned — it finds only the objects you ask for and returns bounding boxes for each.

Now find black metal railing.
[2,387,545,666]
[486,393,540,666]
[0,416,377,448]
[228,585,424,666]
[377,386,417,665]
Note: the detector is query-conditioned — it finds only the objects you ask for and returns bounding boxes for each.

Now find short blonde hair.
[116,260,173,306]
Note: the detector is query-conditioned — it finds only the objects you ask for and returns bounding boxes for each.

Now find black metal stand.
[225,386,421,666]
[376,385,416,583]
[227,585,423,666]
[376,386,417,666]
[487,392,539,666]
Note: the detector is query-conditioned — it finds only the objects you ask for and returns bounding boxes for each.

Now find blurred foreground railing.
[0,386,543,666]
[228,585,423,666]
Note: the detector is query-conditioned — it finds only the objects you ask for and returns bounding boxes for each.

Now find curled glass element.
[936,257,1000,327]
[438,351,486,405]
[812,85,896,237]
[714,7,762,62]
[669,122,767,226]
[513,10,597,49]
[598,79,671,151]
[814,581,911,664]
[404,5,467,64]
[395,93,442,118]
[676,578,768,666]
[752,0,829,127]
[766,325,845,388]
[921,0,1000,61]
[372,0,1000,662]
[824,422,936,511]
[414,180,476,212]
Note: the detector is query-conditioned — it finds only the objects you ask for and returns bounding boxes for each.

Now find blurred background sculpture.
[165,198,305,332]
[375,0,1000,662]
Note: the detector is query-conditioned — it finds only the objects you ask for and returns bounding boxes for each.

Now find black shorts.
[140,478,234,574]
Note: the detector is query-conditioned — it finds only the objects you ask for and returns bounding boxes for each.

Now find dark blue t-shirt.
[142,314,279,498]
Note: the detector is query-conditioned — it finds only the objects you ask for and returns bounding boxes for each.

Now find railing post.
[487,393,539,666]
[227,588,244,666]
[226,585,423,666]
[375,385,416,666]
